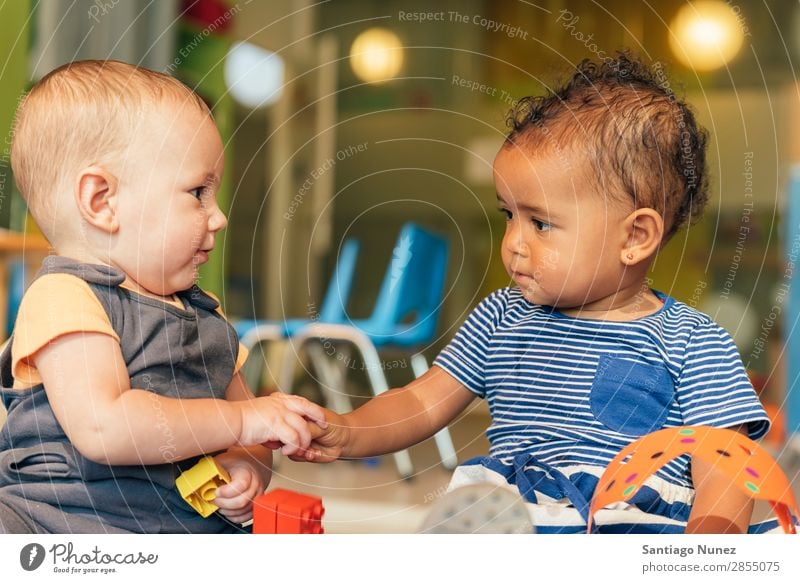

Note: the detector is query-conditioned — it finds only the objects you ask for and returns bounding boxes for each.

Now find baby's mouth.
[195,248,211,264]
[511,271,535,286]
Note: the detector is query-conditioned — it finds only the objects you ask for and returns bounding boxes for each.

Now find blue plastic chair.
[232,239,360,405]
[347,222,449,347]
[234,238,361,345]
[280,223,458,478]
[785,165,800,450]
[6,260,26,337]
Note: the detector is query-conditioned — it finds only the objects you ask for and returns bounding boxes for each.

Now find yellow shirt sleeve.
[201,289,249,374]
[12,274,119,388]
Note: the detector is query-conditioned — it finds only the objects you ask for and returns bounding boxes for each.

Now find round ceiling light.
[349,28,404,84]
[224,41,285,108]
[669,1,745,71]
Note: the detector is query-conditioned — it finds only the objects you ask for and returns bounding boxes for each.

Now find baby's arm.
[34,331,326,465]
[308,366,475,462]
[212,372,272,524]
[685,424,753,534]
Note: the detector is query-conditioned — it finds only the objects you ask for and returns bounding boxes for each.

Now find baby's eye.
[498,207,512,220]
[533,218,552,232]
[190,186,206,200]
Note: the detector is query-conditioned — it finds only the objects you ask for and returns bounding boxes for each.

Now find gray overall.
[0,256,245,533]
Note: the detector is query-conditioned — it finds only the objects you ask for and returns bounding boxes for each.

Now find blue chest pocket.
[589,355,675,437]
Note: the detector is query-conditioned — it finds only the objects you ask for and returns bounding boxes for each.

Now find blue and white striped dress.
[434,287,770,525]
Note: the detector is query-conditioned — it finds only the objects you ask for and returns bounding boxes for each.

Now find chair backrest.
[367,223,449,343]
[318,238,361,322]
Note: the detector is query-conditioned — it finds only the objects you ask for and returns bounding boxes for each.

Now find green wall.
[0,0,30,229]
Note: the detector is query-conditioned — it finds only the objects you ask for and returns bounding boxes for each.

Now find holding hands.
[238,392,328,457]
[210,392,330,524]
[291,409,349,463]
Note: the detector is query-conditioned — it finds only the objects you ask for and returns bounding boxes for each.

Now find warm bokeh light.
[349,28,403,84]
[669,1,745,71]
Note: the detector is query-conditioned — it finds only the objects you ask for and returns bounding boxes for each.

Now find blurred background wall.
[0,0,798,400]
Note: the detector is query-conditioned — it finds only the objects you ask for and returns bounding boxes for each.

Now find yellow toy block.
[176,456,231,518]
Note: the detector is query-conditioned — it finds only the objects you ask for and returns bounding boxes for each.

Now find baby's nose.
[208,206,228,231]
[504,231,529,257]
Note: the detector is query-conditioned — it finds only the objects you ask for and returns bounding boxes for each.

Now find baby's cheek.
[541,248,560,269]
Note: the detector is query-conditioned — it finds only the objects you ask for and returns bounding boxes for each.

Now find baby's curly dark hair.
[505,52,709,240]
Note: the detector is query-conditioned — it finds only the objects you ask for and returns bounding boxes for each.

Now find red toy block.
[253,488,324,534]
[252,489,289,534]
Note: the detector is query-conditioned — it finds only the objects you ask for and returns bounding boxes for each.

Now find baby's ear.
[620,208,663,266]
[75,166,119,234]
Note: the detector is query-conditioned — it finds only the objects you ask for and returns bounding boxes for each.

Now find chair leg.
[411,353,459,470]
[353,341,414,479]
[278,337,341,404]
[305,342,353,414]
[270,337,322,472]
[326,347,355,414]
[239,325,285,395]
[278,336,304,393]
[287,324,415,479]
[240,349,266,394]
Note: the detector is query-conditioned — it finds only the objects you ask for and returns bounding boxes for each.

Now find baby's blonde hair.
[11,60,210,240]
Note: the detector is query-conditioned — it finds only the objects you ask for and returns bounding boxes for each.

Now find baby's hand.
[238,393,327,456]
[290,410,349,463]
[213,452,270,524]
